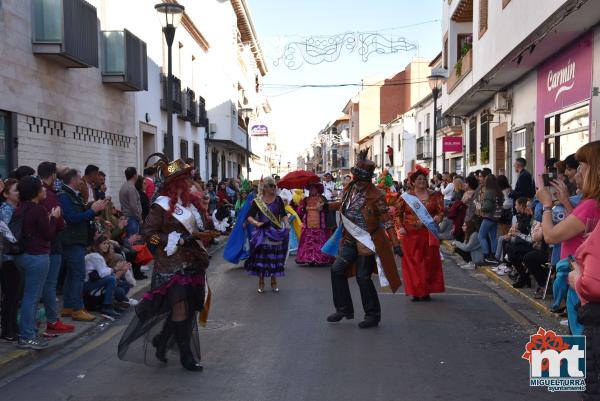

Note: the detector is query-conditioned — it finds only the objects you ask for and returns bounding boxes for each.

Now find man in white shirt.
[322,172,337,200]
[442,173,455,208]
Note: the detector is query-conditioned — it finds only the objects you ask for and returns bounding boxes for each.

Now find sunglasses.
[265,184,276,188]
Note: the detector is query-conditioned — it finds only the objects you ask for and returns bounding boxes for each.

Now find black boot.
[326,311,354,322]
[152,320,173,363]
[512,273,532,289]
[173,321,203,371]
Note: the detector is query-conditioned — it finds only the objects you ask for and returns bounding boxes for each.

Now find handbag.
[132,244,153,265]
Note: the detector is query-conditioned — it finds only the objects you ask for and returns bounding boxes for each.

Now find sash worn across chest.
[154,196,196,234]
[254,198,282,228]
[401,192,441,239]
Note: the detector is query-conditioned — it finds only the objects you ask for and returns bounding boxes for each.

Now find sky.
[248,0,442,166]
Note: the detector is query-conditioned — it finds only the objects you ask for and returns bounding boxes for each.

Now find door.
[211,149,219,179]
[495,137,506,176]
[0,112,10,178]
[221,153,226,179]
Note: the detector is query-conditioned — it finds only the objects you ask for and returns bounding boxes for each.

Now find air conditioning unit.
[492,92,511,114]
[209,123,217,135]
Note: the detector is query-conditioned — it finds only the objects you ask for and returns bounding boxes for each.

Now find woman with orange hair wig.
[393,165,445,301]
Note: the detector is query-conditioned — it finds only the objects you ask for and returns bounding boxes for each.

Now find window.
[480,113,490,164]
[479,0,488,38]
[468,117,477,164]
[193,143,200,168]
[513,128,526,160]
[544,104,589,161]
[426,113,431,130]
[418,121,422,137]
[180,139,188,159]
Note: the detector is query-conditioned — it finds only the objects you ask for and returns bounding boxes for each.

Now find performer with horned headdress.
[326,149,402,329]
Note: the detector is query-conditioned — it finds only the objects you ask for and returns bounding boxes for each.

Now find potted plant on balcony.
[469,153,477,166]
[454,59,463,77]
[480,146,489,164]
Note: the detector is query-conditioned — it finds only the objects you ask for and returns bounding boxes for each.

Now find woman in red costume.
[393,165,445,301]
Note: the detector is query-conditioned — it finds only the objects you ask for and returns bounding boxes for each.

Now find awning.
[209,139,259,159]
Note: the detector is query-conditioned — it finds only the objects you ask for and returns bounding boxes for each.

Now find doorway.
[493,122,507,176]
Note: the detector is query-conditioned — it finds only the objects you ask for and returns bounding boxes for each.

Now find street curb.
[0,279,151,380]
[442,240,559,320]
[0,238,228,380]
[478,266,557,319]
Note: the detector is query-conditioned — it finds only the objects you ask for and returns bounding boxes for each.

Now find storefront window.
[544,103,589,161]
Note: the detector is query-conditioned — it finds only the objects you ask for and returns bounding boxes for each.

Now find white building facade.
[440,0,600,181]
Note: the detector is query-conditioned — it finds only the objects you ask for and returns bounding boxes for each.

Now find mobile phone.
[541,173,556,187]
[567,255,578,271]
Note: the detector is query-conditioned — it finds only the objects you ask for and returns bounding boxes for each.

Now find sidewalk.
[441,241,563,323]
[0,237,227,380]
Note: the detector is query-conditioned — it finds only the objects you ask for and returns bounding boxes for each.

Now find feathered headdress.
[408,164,431,182]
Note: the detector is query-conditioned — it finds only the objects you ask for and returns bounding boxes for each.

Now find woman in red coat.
[393,166,445,301]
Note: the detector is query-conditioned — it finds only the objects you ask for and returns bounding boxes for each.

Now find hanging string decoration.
[272,31,418,70]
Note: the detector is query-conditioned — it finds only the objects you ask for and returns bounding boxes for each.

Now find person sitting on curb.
[84,236,126,320]
[452,218,483,269]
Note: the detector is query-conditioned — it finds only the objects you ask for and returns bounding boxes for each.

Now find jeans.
[16,254,50,340]
[330,240,381,321]
[0,260,21,336]
[42,254,62,323]
[495,237,506,261]
[114,280,132,302]
[478,218,498,256]
[126,217,140,237]
[63,245,87,311]
[83,275,116,306]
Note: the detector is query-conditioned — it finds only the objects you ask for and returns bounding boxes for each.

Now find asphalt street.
[0,250,579,401]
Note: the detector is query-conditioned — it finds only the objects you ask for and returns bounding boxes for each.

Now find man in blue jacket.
[59,169,108,322]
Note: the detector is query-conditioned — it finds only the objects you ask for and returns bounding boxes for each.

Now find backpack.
[4,204,33,256]
[492,196,505,223]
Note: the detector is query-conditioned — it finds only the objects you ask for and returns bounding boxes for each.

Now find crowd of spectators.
[0,159,226,350]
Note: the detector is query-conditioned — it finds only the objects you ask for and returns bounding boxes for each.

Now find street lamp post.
[428,71,446,175]
[240,108,253,178]
[155,3,185,160]
[380,126,385,170]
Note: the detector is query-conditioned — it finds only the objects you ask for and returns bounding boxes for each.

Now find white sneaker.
[140,265,150,272]
[128,299,139,306]
[460,262,475,270]
[497,265,511,276]
[492,263,505,272]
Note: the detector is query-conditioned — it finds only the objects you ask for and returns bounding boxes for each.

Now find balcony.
[448,47,472,94]
[101,30,148,91]
[192,96,208,128]
[32,0,98,68]
[437,115,463,136]
[160,74,182,114]
[178,89,196,122]
[416,136,432,160]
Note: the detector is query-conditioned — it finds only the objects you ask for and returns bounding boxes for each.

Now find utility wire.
[261,79,430,89]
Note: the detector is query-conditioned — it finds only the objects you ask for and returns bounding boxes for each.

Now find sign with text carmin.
[442,136,463,153]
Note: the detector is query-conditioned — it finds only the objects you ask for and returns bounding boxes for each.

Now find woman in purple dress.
[245,177,290,293]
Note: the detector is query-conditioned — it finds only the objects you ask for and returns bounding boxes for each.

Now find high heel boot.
[173,320,203,371]
[152,320,173,363]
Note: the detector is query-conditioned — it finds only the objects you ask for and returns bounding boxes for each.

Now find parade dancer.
[327,151,402,329]
[245,176,290,293]
[118,154,218,371]
[393,165,445,302]
[295,183,336,266]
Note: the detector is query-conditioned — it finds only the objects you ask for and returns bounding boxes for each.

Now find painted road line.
[45,325,125,371]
